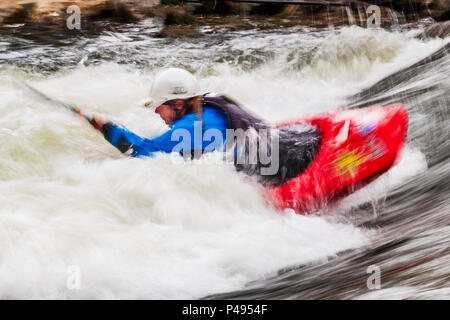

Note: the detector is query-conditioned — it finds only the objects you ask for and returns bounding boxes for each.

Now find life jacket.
[202,93,269,131]
[201,93,321,186]
[201,93,271,176]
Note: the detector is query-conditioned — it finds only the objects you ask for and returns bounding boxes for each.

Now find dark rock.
[193,1,247,16]
[88,0,138,23]
[364,0,450,21]
[249,3,287,16]
[164,8,196,25]
[2,3,35,24]
[420,21,450,38]
[270,2,404,28]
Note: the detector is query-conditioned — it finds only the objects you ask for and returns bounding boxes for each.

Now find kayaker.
[88,67,319,185]
[90,67,267,159]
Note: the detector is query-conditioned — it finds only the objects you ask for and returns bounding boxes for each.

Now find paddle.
[22,82,104,131]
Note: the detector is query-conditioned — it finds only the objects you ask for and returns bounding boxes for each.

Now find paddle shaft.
[23,82,103,130]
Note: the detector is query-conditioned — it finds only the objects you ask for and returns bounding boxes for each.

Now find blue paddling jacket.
[101,106,229,158]
[97,94,320,187]
[100,93,268,158]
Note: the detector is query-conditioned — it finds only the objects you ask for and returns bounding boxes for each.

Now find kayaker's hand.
[91,113,106,131]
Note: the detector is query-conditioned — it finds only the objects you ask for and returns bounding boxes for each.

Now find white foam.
[0,26,443,299]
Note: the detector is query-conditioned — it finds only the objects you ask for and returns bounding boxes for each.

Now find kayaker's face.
[155,104,176,124]
[155,99,186,125]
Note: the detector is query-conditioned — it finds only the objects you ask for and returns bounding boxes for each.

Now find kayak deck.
[266,103,408,214]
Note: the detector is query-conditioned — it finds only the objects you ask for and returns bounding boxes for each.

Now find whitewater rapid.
[0,23,447,299]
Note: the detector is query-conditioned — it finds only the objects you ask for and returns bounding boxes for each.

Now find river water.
[0,20,448,299]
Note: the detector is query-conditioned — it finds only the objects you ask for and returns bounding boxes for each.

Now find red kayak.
[266,103,408,214]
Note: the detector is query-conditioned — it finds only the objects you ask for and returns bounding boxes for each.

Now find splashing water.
[0,23,448,299]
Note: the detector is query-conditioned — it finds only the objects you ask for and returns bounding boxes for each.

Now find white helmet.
[149,68,201,108]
